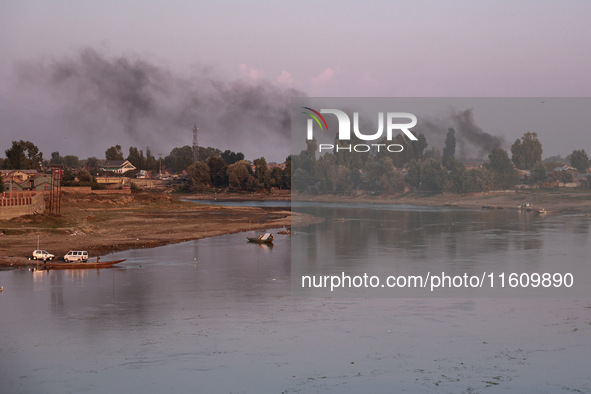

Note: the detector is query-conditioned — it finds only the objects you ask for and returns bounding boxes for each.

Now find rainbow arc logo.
[302,107,328,132]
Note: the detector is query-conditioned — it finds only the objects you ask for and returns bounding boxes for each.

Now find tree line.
[291,130,590,194]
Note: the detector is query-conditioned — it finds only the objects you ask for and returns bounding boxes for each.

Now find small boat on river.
[247,233,274,244]
[42,259,126,270]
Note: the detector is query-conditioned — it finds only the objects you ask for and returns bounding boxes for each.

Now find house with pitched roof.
[100,160,137,174]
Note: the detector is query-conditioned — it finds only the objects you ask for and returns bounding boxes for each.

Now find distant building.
[100,160,137,174]
[0,171,51,192]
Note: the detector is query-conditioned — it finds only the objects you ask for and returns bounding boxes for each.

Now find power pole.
[49,165,63,215]
[193,123,199,162]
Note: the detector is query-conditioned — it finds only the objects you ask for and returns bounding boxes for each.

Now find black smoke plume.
[9,48,302,162]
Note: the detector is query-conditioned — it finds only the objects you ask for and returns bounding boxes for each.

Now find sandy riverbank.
[291,189,591,215]
[0,192,308,268]
[2,188,589,268]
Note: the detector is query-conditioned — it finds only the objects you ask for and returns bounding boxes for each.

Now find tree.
[187,161,211,191]
[283,157,291,190]
[146,147,159,172]
[221,150,245,165]
[253,157,270,189]
[227,161,254,190]
[268,166,285,189]
[510,132,543,170]
[206,156,229,187]
[63,155,80,168]
[105,145,124,161]
[443,158,467,193]
[5,140,43,169]
[442,128,456,166]
[569,149,589,173]
[365,157,405,194]
[485,148,519,190]
[127,147,145,169]
[0,174,5,193]
[420,158,447,193]
[50,151,63,165]
[531,162,548,184]
[165,146,193,173]
[86,157,100,170]
[77,169,93,184]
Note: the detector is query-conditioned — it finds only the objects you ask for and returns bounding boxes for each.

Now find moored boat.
[42,259,126,269]
[247,233,274,244]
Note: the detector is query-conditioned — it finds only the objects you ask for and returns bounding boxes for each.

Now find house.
[100,160,137,174]
[0,171,52,192]
[0,169,37,183]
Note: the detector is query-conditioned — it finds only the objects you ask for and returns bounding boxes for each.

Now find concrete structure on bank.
[0,191,45,220]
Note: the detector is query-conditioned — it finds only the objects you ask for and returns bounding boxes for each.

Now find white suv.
[64,251,89,262]
[32,250,55,260]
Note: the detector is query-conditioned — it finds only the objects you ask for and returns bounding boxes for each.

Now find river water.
[1,202,590,393]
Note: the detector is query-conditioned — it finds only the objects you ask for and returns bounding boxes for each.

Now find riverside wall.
[0,192,46,220]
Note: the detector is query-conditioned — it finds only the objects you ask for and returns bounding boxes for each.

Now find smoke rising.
[416,108,505,159]
[7,48,302,162]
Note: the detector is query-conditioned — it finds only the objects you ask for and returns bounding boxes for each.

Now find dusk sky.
[1,1,591,163]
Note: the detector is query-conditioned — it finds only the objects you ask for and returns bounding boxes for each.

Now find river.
[1,201,590,393]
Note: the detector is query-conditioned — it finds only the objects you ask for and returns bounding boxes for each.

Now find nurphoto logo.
[303,107,418,153]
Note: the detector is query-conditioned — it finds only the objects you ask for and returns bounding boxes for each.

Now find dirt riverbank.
[292,189,591,215]
[0,192,304,268]
[2,188,589,268]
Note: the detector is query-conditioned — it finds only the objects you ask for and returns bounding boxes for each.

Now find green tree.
[420,158,447,192]
[227,161,254,190]
[485,148,519,189]
[187,161,211,191]
[253,157,270,189]
[283,156,292,190]
[531,162,548,184]
[442,128,456,166]
[5,140,43,169]
[221,150,245,165]
[569,149,589,173]
[105,145,124,161]
[127,147,143,168]
[77,169,93,184]
[0,174,5,193]
[406,160,421,190]
[315,154,338,193]
[365,157,405,194]
[86,157,100,170]
[165,146,193,173]
[63,155,80,168]
[443,158,466,193]
[206,156,229,187]
[50,151,63,165]
[510,132,543,170]
[268,167,284,189]
[145,147,159,172]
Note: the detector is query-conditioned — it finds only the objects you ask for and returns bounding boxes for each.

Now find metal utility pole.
[49,165,63,215]
[192,123,199,162]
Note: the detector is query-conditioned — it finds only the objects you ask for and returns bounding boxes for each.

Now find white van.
[64,251,89,262]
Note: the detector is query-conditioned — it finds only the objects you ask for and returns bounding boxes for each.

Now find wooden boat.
[42,259,126,270]
[247,233,274,244]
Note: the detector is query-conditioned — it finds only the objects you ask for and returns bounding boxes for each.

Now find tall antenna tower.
[192,123,199,162]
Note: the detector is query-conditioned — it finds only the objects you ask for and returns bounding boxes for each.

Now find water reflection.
[292,203,591,296]
[1,204,591,392]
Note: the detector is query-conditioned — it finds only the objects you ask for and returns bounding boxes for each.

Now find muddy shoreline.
[2,189,589,268]
[0,192,311,268]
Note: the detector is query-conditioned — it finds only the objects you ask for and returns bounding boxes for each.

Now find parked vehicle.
[64,251,89,262]
[31,250,55,260]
